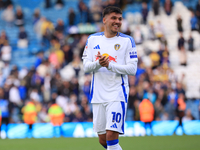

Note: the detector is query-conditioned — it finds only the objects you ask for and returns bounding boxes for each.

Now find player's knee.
[99,138,106,146]
[106,130,119,141]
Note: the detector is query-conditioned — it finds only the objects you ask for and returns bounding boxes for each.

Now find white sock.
[107,143,122,150]
[107,139,122,150]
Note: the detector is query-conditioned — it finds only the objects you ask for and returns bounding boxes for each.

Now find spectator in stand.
[178,32,185,50]
[175,82,185,95]
[15,6,24,27]
[35,52,45,69]
[155,20,165,40]
[78,0,90,23]
[38,106,50,123]
[52,39,65,67]
[42,73,51,103]
[152,0,160,16]
[0,0,5,10]
[157,88,168,107]
[55,19,65,33]
[36,60,51,78]
[31,71,43,94]
[0,30,9,50]
[133,26,143,45]
[23,69,34,93]
[50,72,63,94]
[55,30,66,47]
[164,0,173,16]
[45,0,51,9]
[187,33,194,52]
[55,92,69,118]
[182,109,194,121]
[154,99,164,120]
[143,88,157,104]
[176,14,183,33]
[90,1,103,23]
[4,0,12,8]
[17,26,28,48]
[0,88,10,126]
[1,41,12,63]
[82,79,90,100]
[41,18,54,36]
[68,8,76,26]
[141,2,148,24]
[120,18,131,35]
[148,22,156,40]
[61,81,73,97]
[196,0,200,32]
[149,51,160,69]
[70,77,80,96]
[62,54,83,80]
[196,0,200,19]
[133,99,140,121]
[167,88,178,107]
[81,101,93,122]
[18,27,28,40]
[190,11,198,31]
[9,82,22,121]
[55,0,64,9]
[128,86,139,110]
[103,0,120,8]
[179,46,187,66]
[165,98,176,120]
[62,44,73,65]
[33,8,40,25]
[1,4,14,26]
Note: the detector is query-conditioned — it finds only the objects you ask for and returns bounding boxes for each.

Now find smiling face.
[103,12,122,38]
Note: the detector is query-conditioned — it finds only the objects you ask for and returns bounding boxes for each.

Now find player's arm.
[82,39,102,73]
[107,47,138,76]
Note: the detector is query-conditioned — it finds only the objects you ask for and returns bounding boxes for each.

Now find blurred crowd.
[0,0,200,126]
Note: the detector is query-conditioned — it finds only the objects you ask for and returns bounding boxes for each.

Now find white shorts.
[92,101,127,135]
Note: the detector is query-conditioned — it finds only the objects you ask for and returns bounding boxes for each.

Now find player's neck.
[104,31,118,38]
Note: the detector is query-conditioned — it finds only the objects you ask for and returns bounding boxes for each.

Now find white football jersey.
[82,32,138,103]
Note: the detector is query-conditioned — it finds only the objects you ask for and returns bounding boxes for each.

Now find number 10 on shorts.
[111,112,121,123]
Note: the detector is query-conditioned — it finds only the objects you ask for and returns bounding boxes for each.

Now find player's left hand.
[97,51,109,67]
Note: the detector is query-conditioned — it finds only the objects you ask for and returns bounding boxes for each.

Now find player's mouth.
[113,24,120,30]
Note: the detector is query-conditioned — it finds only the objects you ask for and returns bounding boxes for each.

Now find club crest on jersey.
[114,44,120,51]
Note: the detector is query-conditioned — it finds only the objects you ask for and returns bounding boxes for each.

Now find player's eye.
[111,16,117,20]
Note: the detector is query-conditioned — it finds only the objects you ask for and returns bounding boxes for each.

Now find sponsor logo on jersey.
[110,123,118,128]
[114,44,120,51]
[82,46,88,58]
[95,53,117,62]
[94,45,100,49]
[129,51,137,59]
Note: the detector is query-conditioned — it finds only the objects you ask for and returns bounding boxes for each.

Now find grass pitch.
[0,135,200,150]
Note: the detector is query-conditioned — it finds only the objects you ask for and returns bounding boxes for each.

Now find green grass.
[0,135,200,150]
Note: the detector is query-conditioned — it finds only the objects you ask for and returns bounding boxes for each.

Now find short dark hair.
[102,6,122,18]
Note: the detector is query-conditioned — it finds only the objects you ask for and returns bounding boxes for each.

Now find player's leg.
[98,132,107,149]
[106,130,122,150]
[105,101,127,150]
[92,103,107,149]
[106,102,127,150]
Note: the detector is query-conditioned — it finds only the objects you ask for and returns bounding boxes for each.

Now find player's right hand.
[97,51,109,67]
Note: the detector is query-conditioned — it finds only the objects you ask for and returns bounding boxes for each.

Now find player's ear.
[103,17,106,24]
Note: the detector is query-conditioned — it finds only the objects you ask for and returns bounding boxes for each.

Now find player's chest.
[92,39,126,63]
